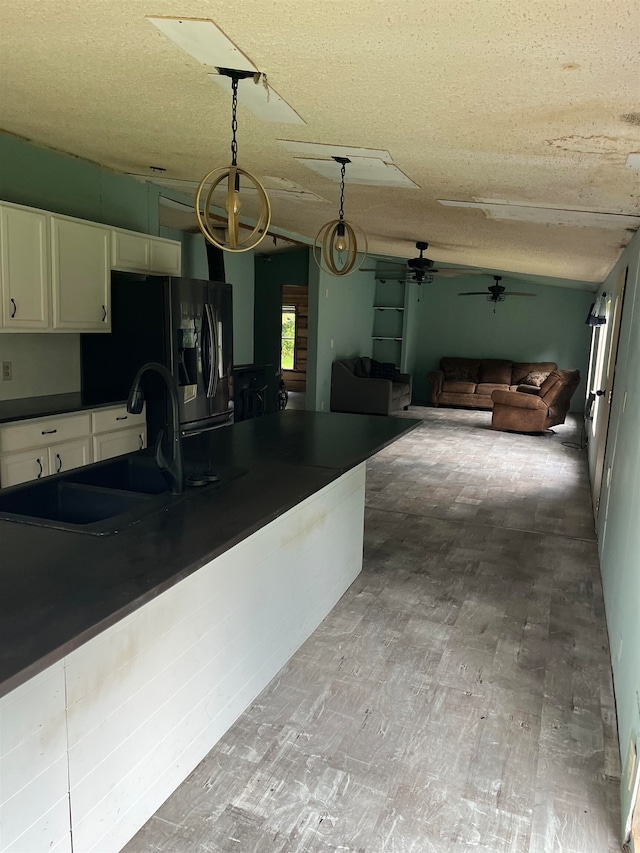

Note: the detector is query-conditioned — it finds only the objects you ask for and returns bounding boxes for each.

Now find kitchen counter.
[0,410,420,698]
[0,392,126,424]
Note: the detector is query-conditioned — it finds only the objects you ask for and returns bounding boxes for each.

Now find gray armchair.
[330,357,412,415]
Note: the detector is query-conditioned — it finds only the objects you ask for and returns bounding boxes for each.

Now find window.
[281,307,296,370]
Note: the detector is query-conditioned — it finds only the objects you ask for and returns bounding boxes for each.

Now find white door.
[590,268,627,516]
[51,217,110,331]
[0,204,50,329]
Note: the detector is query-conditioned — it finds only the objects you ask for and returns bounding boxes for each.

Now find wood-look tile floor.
[125,408,622,853]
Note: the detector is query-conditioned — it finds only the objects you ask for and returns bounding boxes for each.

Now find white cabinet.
[0,203,50,329]
[150,237,181,275]
[0,448,50,487]
[0,412,92,488]
[112,229,182,275]
[51,217,110,331]
[91,403,147,463]
[0,200,182,334]
[0,405,145,488]
[48,438,92,476]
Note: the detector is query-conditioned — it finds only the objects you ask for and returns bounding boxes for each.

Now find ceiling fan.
[363,241,485,284]
[459,275,535,303]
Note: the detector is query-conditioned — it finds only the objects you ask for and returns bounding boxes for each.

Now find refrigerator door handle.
[204,304,216,398]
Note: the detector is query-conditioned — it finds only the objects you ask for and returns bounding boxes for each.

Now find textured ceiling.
[1,0,639,284]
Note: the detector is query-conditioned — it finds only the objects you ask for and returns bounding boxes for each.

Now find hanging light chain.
[230,75,239,167]
[338,161,346,221]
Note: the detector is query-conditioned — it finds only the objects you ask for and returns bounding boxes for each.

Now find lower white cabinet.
[0,448,50,488]
[0,404,146,488]
[93,428,146,463]
[91,403,147,463]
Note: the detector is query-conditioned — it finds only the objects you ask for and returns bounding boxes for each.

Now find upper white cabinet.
[149,238,181,276]
[112,230,181,276]
[0,203,50,329]
[51,217,111,331]
[0,200,182,334]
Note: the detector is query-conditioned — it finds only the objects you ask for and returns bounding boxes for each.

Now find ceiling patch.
[147,17,258,72]
[438,200,640,229]
[546,135,631,155]
[298,157,418,189]
[278,140,392,160]
[626,153,640,169]
[209,74,304,125]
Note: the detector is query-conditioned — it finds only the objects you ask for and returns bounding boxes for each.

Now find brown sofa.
[491,369,581,433]
[427,357,558,410]
[331,357,412,415]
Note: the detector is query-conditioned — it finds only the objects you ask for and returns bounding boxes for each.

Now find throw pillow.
[353,358,370,378]
[523,370,549,387]
[370,360,399,381]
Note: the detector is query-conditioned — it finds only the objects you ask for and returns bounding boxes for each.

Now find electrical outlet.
[2,361,12,381]
[627,737,637,791]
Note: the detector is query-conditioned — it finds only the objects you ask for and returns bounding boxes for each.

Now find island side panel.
[65,463,366,853]
[0,661,71,853]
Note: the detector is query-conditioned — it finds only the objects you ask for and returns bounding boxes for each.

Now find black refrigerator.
[81,274,234,435]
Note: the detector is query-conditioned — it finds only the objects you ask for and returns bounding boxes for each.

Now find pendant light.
[195,70,271,253]
[313,157,368,276]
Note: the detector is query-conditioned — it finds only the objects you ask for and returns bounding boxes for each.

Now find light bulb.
[334,222,348,253]
[225,191,242,216]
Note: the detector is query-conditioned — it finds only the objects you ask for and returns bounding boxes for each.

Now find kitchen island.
[0,410,419,853]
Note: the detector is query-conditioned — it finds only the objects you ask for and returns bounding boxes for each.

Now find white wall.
[0,334,80,401]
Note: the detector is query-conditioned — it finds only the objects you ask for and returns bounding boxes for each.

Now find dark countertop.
[0,410,420,697]
[0,392,127,424]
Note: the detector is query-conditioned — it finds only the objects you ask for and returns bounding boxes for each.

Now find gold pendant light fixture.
[195,70,271,253]
[313,157,368,277]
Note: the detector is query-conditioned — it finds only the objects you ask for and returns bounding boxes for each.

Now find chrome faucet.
[127,362,184,495]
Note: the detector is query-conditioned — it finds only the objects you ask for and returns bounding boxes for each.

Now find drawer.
[91,404,146,435]
[0,412,91,455]
[93,427,147,462]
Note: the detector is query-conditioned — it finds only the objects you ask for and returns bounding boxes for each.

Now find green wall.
[409,274,594,409]
[308,257,376,411]
[253,248,309,371]
[591,229,640,833]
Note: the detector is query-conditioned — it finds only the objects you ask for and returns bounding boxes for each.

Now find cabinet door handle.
[116,415,128,421]
[56,453,62,473]
[10,298,17,318]
[41,428,57,435]
[36,458,43,478]
[101,305,107,322]
[139,434,144,450]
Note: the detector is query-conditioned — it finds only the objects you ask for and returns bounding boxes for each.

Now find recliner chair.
[491,369,580,433]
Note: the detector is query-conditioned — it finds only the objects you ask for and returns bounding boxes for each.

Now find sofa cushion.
[441,358,481,383]
[476,382,510,396]
[442,380,477,394]
[479,359,512,385]
[370,360,399,381]
[391,382,410,401]
[511,361,557,384]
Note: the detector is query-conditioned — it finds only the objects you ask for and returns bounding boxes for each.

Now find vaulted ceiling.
[1,0,639,285]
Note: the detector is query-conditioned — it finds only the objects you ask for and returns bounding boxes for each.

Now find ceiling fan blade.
[458,292,489,296]
[507,292,536,297]
[430,268,485,277]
